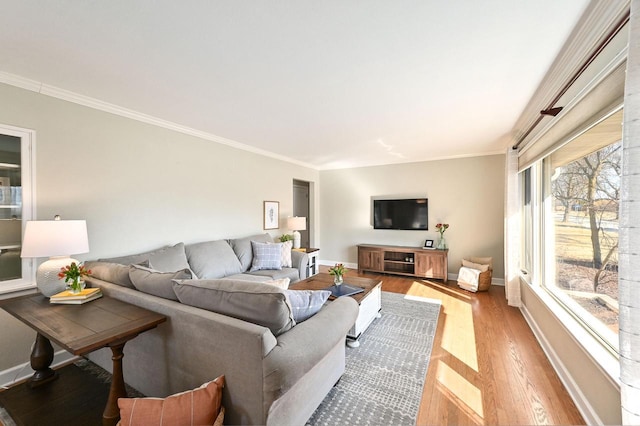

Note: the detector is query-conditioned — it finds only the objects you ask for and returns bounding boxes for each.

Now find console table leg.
[103,341,127,426]
[28,333,57,388]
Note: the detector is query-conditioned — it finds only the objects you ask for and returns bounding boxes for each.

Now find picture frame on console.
[263,201,279,230]
[424,239,435,249]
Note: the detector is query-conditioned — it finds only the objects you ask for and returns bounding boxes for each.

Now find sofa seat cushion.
[185,240,243,279]
[129,265,192,301]
[118,375,225,426]
[99,243,190,273]
[245,268,299,282]
[173,279,295,336]
[228,233,273,272]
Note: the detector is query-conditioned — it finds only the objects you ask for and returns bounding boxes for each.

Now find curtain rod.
[512,10,630,151]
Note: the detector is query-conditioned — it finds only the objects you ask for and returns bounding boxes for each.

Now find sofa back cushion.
[86,261,137,288]
[185,240,243,279]
[228,233,273,272]
[99,243,190,273]
[129,264,192,300]
[173,279,295,336]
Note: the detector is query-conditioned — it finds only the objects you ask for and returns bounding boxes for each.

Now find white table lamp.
[287,216,306,249]
[21,216,90,297]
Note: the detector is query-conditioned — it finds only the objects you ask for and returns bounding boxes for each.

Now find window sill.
[0,283,37,300]
[525,281,620,389]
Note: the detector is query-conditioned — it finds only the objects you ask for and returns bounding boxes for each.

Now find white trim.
[0,350,77,389]
[510,0,630,150]
[319,260,358,270]
[0,123,37,292]
[0,71,505,172]
[517,51,627,167]
[0,71,316,170]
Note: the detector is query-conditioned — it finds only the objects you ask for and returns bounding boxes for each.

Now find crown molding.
[0,71,318,170]
[510,0,631,149]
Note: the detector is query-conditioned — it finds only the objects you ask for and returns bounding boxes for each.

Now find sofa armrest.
[291,250,309,280]
[263,296,358,395]
[85,276,278,425]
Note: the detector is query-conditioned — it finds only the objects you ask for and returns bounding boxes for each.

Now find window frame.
[519,107,623,383]
[541,137,621,355]
[0,123,36,296]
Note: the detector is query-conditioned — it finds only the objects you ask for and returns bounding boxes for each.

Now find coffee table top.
[289,273,382,304]
[0,294,166,355]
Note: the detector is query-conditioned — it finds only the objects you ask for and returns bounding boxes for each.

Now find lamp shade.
[287,216,306,231]
[21,220,89,258]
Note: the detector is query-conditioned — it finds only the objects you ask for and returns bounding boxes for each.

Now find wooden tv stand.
[357,244,448,282]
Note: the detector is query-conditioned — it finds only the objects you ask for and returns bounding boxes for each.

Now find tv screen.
[373,198,428,230]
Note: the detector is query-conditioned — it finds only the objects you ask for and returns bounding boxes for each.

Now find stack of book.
[50,287,102,305]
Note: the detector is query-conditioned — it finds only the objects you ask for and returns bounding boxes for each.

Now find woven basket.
[463,256,493,292]
[477,269,492,292]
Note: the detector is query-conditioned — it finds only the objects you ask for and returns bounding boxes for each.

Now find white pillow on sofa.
[279,240,293,268]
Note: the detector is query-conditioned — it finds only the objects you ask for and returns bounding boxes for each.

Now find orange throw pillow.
[118,376,224,426]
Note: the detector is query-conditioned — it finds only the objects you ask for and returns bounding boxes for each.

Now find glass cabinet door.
[0,135,22,281]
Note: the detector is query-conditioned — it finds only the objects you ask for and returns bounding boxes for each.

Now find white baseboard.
[0,350,77,389]
[520,305,602,426]
[448,273,505,286]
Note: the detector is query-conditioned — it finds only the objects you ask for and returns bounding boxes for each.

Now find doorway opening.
[292,179,310,248]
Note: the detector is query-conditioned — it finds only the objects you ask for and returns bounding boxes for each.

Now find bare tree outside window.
[550,141,621,335]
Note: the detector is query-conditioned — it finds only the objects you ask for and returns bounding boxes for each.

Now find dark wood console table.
[0,294,166,425]
[358,243,448,282]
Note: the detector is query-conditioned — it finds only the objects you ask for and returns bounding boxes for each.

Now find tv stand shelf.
[357,244,448,282]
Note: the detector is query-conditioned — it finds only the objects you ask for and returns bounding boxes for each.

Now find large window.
[522,109,622,353]
[0,125,35,294]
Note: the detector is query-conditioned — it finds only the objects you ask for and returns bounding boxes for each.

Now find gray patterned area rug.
[307,291,441,426]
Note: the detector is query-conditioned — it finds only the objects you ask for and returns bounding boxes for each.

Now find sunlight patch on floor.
[408,281,478,372]
[436,360,485,423]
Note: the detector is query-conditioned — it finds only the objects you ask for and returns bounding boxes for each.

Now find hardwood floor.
[345,269,585,425]
[0,270,585,426]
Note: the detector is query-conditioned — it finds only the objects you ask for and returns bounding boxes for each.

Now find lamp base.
[36,256,77,297]
[292,230,301,249]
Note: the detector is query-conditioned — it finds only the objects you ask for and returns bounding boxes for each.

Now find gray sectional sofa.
[84,233,359,426]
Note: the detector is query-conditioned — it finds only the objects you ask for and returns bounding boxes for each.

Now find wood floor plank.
[329,267,585,426]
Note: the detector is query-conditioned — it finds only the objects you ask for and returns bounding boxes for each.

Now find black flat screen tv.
[373,198,428,230]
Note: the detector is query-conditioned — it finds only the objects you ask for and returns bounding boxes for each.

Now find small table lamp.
[287,216,306,249]
[20,216,90,297]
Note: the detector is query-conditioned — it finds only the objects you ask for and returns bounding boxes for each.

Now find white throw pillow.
[265,278,290,289]
[461,259,490,272]
[281,240,293,268]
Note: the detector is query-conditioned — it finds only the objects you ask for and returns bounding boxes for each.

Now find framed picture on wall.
[264,201,279,230]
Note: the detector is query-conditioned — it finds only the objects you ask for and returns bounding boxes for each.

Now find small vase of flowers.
[58,262,92,294]
[435,223,449,249]
[328,263,347,286]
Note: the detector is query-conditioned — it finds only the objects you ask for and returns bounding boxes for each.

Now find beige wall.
[318,155,505,278]
[0,82,319,372]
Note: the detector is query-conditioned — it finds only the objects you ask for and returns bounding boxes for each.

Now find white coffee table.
[289,273,382,347]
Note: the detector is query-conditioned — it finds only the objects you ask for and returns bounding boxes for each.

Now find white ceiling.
[0,1,589,169]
